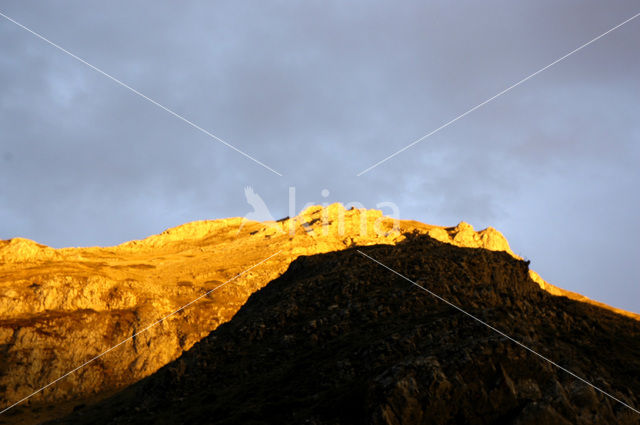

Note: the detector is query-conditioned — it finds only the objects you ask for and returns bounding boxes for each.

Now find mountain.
[48,232,640,424]
[0,205,637,424]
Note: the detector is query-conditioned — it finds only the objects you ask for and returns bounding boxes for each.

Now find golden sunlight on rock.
[0,204,636,424]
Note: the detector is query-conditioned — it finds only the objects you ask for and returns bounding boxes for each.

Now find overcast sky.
[1,1,638,313]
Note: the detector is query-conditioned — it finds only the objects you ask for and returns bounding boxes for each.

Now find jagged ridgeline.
[0,205,637,424]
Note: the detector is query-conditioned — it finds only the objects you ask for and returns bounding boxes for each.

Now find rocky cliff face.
[0,205,636,424]
[49,234,640,425]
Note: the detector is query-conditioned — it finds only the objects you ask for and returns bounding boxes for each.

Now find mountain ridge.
[2,204,636,320]
[0,204,637,424]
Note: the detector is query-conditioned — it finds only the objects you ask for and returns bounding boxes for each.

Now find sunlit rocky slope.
[51,233,640,424]
[0,205,637,424]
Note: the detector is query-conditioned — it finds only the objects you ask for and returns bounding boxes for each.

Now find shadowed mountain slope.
[52,234,640,425]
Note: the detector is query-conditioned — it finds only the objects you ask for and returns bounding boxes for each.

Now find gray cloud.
[1,0,638,311]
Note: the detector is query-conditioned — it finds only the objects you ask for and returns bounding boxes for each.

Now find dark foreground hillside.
[52,234,640,425]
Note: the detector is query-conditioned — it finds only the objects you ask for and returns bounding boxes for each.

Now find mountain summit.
[0,205,637,424]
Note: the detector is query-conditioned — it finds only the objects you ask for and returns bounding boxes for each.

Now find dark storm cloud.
[0,1,638,311]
